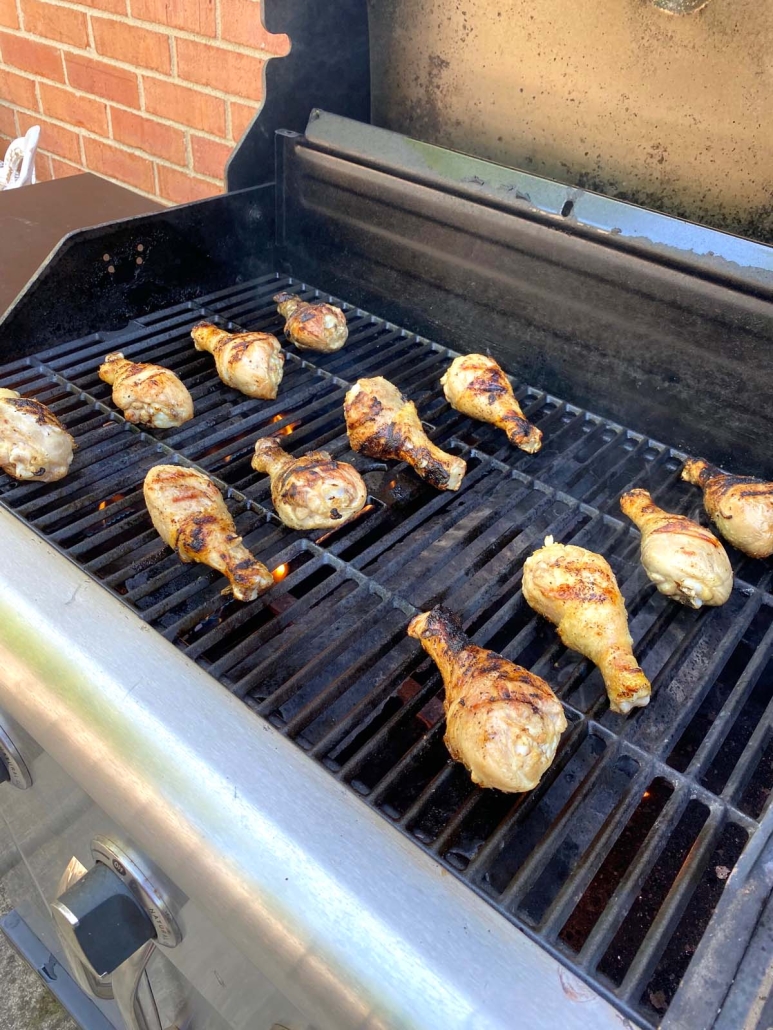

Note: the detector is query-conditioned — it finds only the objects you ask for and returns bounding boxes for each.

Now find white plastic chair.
[0,125,40,190]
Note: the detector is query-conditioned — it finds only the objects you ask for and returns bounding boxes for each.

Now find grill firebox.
[2,271,770,1028]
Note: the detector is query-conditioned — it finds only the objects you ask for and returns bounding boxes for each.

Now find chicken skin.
[274,292,348,352]
[621,488,732,608]
[440,354,543,453]
[682,458,773,559]
[344,377,466,491]
[191,322,284,400]
[99,352,193,429]
[522,537,651,714]
[143,465,273,601]
[408,606,566,792]
[0,388,75,482]
[252,437,367,531]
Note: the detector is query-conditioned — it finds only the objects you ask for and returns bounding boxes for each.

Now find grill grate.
[3,271,772,1027]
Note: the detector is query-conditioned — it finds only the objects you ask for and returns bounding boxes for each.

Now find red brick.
[17,110,80,161]
[34,149,52,179]
[0,104,16,137]
[132,0,214,36]
[0,68,38,110]
[40,82,108,134]
[111,107,185,165]
[0,32,64,82]
[65,53,139,107]
[220,0,289,55]
[0,0,18,29]
[88,0,127,11]
[157,163,218,204]
[191,134,229,179]
[176,38,264,101]
[84,136,154,192]
[92,18,170,74]
[22,0,88,47]
[143,76,225,135]
[51,155,83,178]
[230,100,255,140]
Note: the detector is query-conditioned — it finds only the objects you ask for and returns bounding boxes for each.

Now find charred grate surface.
[2,271,773,1028]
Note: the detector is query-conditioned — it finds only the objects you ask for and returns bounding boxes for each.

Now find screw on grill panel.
[3,271,773,1028]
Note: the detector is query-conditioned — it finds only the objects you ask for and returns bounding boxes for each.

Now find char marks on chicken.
[274,292,348,353]
[252,437,367,530]
[408,606,567,792]
[0,388,75,482]
[440,353,543,453]
[523,537,651,714]
[344,376,466,491]
[191,323,284,400]
[621,488,732,608]
[682,458,773,559]
[99,352,193,429]
[144,465,273,601]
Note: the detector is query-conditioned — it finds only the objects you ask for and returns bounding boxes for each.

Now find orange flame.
[272,563,289,582]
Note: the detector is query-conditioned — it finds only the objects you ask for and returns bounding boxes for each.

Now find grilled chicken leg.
[143,465,272,601]
[99,352,193,429]
[522,537,651,714]
[0,388,75,482]
[252,437,367,530]
[621,488,732,608]
[682,458,773,559]
[274,292,348,352]
[344,376,466,491]
[191,323,284,400]
[408,606,566,792]
[440,354,543,453]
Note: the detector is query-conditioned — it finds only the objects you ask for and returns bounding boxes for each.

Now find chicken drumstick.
[620,488,732,608]
[440,353,542,453]
[522,537,651,714]
[191,323,284,400]
[344,376,466,491]
[0,388,75,482]
[99,352,193,429]
[681,458,773,559]
[408,606,566,792]
[274,292,348,353]
[252,437,367,530]
[144,465,272,601]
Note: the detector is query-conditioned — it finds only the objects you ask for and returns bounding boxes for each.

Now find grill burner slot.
[2,271,770,1028]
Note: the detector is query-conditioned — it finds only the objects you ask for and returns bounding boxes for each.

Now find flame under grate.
[1,271,771,1027]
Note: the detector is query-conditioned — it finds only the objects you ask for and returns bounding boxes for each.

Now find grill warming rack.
[4,271,773,1029]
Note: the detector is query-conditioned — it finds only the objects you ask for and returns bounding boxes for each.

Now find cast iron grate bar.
[1,271,772,1029]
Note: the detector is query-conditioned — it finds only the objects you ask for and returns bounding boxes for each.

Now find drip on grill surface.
[2,271,772,1029]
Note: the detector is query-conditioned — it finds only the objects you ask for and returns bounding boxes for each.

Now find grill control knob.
[0,722,31,789]
[52,862,156,976]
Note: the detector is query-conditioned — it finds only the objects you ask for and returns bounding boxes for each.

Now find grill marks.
[0,276,767,1029]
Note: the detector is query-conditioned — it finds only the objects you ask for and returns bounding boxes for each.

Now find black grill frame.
[3,271,773,1029]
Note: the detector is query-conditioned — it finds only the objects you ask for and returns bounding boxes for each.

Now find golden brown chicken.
[344,376,466,491]
[99,352,193,429]
[620,488,732,608]
[274,292,348,352]
[191,322,284,400]
[682,458,773,559]
[408,606,566,792]
[252,437,367,530]
[522,537,651,714]
[143,465,273,601]
[0,389,75,482]
[440,353,543,453]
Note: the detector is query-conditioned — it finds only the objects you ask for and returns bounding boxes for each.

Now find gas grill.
[2,6,773,1030]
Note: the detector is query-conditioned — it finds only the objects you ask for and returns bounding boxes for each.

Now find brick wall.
[0,0,289,203]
